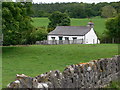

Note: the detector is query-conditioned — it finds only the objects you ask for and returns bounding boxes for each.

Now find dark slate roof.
[48,26,91,36]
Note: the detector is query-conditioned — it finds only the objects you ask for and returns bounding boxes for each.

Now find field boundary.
[7,55,120,88]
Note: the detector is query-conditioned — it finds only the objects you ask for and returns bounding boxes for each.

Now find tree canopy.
[106,14,120,40]
[31,2,120,18]
[47,11,70,32]
[101,5,117,18]
[2,2,33,45]
[29,27,47,44]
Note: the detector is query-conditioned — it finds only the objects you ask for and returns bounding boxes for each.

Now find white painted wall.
[48,35,84,40]
[84,28,100,44]
[48,35,59,40]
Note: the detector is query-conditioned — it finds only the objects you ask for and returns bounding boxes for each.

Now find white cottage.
[47,23,100,44]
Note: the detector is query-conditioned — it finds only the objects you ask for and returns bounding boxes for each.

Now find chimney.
[87,21,94,28]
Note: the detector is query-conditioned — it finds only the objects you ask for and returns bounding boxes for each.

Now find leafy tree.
[101,5,117,18]
[105,14,120,41]
[47,11,70,32]
[2,2,33,45]
[110,2,120,13]
[29,27,47,44]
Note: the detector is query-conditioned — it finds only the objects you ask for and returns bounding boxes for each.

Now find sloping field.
[31,17,107,36]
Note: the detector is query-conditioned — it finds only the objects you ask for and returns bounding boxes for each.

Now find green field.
[2,17,117,88]
[31,17,107,36]
[2,44,118,87]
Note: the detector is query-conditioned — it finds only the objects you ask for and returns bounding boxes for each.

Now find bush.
[29,27,48,44]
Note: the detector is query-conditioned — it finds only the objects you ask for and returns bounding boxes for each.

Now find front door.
[59,37,63,40]
[59,37,63,44]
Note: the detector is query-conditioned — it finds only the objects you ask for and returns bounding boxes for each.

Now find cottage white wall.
[63,36,84,40]
[48,35,84,40]
[48,35,59,40]
[85,28,100,44]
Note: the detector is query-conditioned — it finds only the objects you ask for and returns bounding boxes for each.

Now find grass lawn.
[31,17,107,36]
[2,44,118,87]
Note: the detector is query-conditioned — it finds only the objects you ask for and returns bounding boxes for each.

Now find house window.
[73,37,77,40]
[51,37,55,40]
[72,37,77,44]
[65,37,69,40]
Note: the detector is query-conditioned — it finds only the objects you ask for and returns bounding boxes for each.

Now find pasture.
[31,17,107,36]
[2,44,118,87]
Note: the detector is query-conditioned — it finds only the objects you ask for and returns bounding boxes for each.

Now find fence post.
[112,38,114,44]
[93,39,94,44]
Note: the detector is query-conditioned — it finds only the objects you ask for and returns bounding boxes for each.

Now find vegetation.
[101,5,117,18]
[31,17,49,27]
[107,81,120,89]
[2,44,118,87]
[47,11,70,32]
[29,27,47,44]
[105,14,120,43]
[32,2,120,18]
[2,2,33,46]
[2,2,48,45]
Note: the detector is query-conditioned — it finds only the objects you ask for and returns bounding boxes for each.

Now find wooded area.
[31,2,120,18]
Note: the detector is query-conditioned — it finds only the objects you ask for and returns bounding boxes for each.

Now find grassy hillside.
[31,17,107,36]
[2,44,118,87]
[32,17,50,27]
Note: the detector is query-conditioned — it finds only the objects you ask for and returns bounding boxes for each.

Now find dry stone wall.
[7,55,120,89]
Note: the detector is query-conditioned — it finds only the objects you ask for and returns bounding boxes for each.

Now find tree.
[47,11,70,32]
[101,5,117,18]
[2,2,33,45]
[105,14,120,42]
[29,27,47,44]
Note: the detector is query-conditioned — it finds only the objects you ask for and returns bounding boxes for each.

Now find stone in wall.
[7,74,49,89]
[7,74,33,88]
